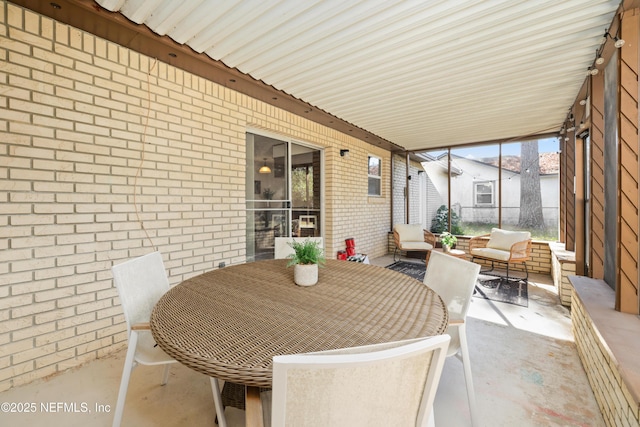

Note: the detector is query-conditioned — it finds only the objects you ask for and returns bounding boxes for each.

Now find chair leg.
[112,333,139,427]
[393,247,399,262]
[161,365,170,385]
[210,378,227,427]
[458,325,479,427]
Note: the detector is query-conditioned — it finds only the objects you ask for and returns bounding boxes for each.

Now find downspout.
[406,152,410,224]
[390,154,395,229]
[498,144,502,227]
[447,149,451,232]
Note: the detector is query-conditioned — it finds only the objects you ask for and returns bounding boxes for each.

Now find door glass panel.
[246,135,322,261]
[246,133,289,261]
[291,144,321,238]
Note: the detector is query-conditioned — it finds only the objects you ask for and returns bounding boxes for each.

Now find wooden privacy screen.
[617,11,639,314]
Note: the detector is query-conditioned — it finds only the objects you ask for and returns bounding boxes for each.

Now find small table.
[150,259,448,427]
[426,247,467,265]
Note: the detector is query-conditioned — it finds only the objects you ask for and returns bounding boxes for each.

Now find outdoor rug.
[386,261,528,307]
[475,273,528,307]
[386,261,426,282]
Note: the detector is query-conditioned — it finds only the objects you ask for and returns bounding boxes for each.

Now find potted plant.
[287,239,325,286]
[440,232,457,253]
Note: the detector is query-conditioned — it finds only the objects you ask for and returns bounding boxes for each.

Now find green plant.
[286,239,326,267]
[262,187,275,200]
[440,232,457,248]
[430,205,463,235]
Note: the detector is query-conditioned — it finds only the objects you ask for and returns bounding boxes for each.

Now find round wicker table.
[150,259,448,426]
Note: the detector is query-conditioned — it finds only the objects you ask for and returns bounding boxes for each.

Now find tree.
[518,141,545,230]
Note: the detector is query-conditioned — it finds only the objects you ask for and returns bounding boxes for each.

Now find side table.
[425,248,467,266]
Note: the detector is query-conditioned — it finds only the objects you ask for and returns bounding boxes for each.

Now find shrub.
[430,205,463,235]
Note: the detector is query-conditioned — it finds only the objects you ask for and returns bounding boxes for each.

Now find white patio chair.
[264,335,450,427]
[423,250,481,427]
[111,251,227,427]
[274,237,323,259]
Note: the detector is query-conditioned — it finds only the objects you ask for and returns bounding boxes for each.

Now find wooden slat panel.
[619,272,638,313]
[560,140,567,243]
[565,134,576,251]
[621,115,639,155]
[617,11,639,314]
[621,166,639,208]
[590,72,606,280]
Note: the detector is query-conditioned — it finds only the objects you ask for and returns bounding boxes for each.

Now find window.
[474,181,494,206]
[368,156,381,196]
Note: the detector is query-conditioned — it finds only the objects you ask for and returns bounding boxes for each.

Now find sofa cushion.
[393,224,424,242]
[400,241,433,251]
[470,247,511,262]
[486,228,530,251]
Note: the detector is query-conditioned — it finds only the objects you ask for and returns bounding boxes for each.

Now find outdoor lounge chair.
[468,228,532,283]
[392,224,436,262]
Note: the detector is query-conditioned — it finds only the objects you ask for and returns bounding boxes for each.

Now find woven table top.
[150,259,448,387]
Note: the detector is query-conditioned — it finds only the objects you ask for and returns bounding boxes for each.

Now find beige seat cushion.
[470,247,511,261]
[400,241,433,251]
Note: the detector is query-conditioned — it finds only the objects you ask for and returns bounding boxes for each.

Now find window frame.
[474,180,494,207]
[367,155,382,196]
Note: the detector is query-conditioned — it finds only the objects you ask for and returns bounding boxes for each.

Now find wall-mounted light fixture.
[258,158,271,174]
[340,149,350,157]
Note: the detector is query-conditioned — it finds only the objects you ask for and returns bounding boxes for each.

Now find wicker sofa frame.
[469,230,532,283]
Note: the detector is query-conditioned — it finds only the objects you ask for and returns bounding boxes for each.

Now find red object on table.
[337,250,347,260]
[345,238,355,248]
[346,247,356,256]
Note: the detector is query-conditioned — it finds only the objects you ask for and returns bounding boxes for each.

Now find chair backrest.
[271,335,450,427]
[111,252,170,332]
[486,227,531,251]
[393,224,424,242]
[274,237,324,259]
[423,250,480,350]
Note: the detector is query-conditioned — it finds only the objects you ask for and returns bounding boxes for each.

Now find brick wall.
[549,242,576,307]
[0,2,391,390]
[392,154,426,227]
[571,279,640,427]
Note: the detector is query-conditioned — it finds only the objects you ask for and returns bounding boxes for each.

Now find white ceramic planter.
[294,263,318,286]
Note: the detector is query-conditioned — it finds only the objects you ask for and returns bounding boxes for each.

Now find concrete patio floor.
[0,255,604,427]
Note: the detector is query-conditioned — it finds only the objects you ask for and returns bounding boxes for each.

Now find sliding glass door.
[246,133,322,261]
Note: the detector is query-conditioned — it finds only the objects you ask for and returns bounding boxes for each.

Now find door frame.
[246,128,325,259]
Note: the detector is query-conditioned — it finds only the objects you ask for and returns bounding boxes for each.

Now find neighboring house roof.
[420,152,559,176]
[478,152,560,175]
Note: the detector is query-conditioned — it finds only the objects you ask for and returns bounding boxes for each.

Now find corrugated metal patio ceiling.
[95,0,621,151]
